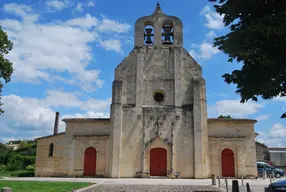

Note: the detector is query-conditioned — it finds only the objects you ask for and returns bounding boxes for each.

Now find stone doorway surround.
[139,135,178,178]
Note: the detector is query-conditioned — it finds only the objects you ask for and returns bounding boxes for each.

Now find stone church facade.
[35,4,258,179]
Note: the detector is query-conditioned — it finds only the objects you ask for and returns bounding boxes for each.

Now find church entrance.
[221,148,235,177]
[150,148,167,176]
[83,147,97,176]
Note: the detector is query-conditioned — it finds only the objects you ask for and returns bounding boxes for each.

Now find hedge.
[10,170,35,177]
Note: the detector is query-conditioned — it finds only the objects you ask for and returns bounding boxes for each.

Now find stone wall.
[109,43,209,178]
[255,142,269,162]
[270,152,286,166]
[208,120,257,178]
[35,133,68,177]
[35,120,110,177]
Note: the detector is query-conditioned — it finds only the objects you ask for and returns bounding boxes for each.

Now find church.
[35,3,258,179]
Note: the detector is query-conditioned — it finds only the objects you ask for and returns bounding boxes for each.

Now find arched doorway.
[83,147,97,176]
[221,148,235,177]
[150,148,167,176]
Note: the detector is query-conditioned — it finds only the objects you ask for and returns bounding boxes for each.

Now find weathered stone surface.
[34,3,258,179]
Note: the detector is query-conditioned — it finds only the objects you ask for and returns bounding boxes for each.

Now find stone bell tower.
[109,3,209,178]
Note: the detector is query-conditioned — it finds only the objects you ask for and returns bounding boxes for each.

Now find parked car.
[257,162,284,178]
[268,179,286,192]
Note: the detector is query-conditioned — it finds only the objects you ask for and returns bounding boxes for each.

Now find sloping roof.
[207,118,257,123]
[256,141,268,148]
[62,118,110,122]
[61,117,256,123]
[35,132,65,141]
[268,147,286,151]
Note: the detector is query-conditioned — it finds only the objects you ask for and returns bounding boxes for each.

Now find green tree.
[209,0,286,118]
[18,140,31,150]
[0,26,13,115]
[218,115,232,118]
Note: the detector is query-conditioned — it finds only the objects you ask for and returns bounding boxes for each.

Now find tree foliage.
[0,26,13,115]
[218,115,232,118]
[209,0,286,118]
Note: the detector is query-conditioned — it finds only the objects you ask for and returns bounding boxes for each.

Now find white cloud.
[74,3,83,12]
[40,90,111,110]
[62,111,109,119]
[3,3,32,16]
[65,13,99,29]
[256,114,269,121]
[98,19,131,33]
[268,123,286,138]
[201,5,224,30]
[1,4,130,91]
[200,41,220,59]
[189,6,222,60]
[0,19,22,31]
[189,41,219,60]
[1,136,38,143]
[189,49,198,59]
[206,30,216,40]
[273,96,286,102]
[88,1,95,7]
[45,0,69,10]
[0,91,111,139]
[1,95,56,135]
[208,99,264,118]
[256,123,286,147]
[99,39,123,54]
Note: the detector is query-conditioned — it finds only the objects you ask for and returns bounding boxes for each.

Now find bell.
[144,28,153,45]
[162,25,173,45]
[163,35,171,45]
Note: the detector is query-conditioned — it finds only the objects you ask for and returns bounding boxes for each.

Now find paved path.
[1,177,284,192]
[91,184,221,192]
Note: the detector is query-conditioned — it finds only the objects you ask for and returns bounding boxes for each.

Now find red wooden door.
[150,148,167,176]
[221,148,235,177]
[83,147,97,176]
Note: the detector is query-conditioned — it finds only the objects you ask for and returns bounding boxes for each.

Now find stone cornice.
[73,134,109,140]
[35,132,65,140]
[209,136,246,140]
[62,118,110,123]
[207,118,257,123]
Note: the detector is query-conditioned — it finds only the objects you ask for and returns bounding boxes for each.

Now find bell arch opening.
[161,21,174,45]
[144,23,154,45]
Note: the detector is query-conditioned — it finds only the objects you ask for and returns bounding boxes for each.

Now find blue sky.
[0,0,285,146]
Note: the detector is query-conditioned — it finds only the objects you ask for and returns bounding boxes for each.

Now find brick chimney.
[53,112,60,135]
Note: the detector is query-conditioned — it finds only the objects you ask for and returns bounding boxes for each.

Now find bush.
[25,165,35,171]
[0,164,6,171]
[7,160,22,171]
[6,155,36,171]
[10,170,35,177]
[22,156,35,167]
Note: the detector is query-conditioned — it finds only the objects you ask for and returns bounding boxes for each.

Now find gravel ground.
[90,184,222,192]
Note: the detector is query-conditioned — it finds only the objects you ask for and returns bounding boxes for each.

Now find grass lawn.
[0,181,93,192]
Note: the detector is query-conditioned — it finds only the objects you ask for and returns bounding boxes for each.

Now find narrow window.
[144,25,154,45]
[49,143,54,157]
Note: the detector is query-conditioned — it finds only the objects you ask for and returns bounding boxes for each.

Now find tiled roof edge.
[207,118,257,123]
[62,118,110,122]
[35,132,65,140]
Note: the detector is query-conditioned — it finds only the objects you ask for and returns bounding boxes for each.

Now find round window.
[153,90,165,103]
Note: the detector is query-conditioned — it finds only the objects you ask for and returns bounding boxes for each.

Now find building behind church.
[35,4,258,179]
